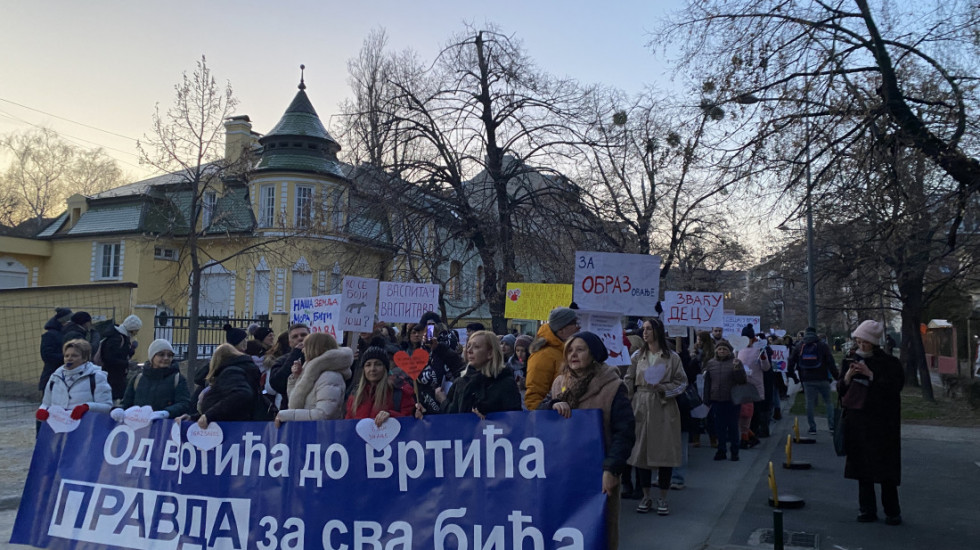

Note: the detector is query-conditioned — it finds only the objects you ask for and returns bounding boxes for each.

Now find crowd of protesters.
[35,305,902,547]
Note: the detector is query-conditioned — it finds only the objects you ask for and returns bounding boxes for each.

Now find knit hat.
[55,307,73,323]
[147,339,174,359]
[548,307,578,332]
[223,324,248,346]
[515,334,532,350]
[501,334,517,349]
[741,324,756,338]
[253,326,274,342]
[714,339,733,352]
[851,320,883,344]
[121,314,142,333]
[568,331,608,363]
[804,327,818,339]
[71,311,92,325]
[360,346,391,371]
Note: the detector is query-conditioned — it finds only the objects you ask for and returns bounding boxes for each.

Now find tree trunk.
[898,276,935,402]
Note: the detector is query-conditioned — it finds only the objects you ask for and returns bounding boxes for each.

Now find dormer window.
[202,190,217,227]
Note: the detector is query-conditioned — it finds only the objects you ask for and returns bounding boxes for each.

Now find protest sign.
[723,314,761,339]
[14,412,606,550]
[339,276,378,333]
[662,291,724,329]
[666,324,688,338]
[579,310,629,367]
[378,282,440,324]
[770,345,789,372]
[291,294,341,337]
[573,251,660,315]
[504,283,573,320]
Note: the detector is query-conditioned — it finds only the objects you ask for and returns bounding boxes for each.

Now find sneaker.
[808,429,817,435]
[656,498,670,516]
[636,497,653,513]
[669,482,685,490]
[713,451,727,461]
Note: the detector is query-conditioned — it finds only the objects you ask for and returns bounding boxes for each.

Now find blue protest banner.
[13,411,606,549]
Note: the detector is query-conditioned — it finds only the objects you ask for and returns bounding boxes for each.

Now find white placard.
[723,314,761,339]
[662,291,725,328]
[770,345,789,372]
[291,294,341,337]
[339,276,379,333]
[573,251,660,315]
[377,282,440,324]
[666,324,688,338]
[579,310,629,367]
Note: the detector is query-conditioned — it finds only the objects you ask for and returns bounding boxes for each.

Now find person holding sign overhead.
[625,318,688,516]
[544,331,634,550]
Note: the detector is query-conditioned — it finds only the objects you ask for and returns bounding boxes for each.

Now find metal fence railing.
[153,313,271,362]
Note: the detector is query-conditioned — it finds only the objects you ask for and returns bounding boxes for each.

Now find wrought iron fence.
[153,313,270,362]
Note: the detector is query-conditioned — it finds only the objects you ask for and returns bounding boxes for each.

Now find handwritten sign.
[339,276,378,333]
[578,310,629,367]
[573,251,660,315]
[663,291,724,328]
[377,282,440,324]
[291,294,341,337]
[504,283,573,320]
[770,345,789,372]
[723,314,761,339]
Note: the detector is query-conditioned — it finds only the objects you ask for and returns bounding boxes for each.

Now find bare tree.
[0,128,124,228]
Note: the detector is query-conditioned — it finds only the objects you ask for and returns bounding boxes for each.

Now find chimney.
[224,115,254,163]
[66,194,89,229]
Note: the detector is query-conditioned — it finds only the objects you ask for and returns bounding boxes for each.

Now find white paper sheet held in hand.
[643,364,667,385]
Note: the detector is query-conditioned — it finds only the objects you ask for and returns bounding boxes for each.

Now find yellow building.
[2,79,396,359]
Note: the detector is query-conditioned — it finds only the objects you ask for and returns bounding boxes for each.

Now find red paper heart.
[393,349,429,381]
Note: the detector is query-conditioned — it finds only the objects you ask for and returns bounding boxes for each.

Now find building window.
[97,242,122,280]
[154,247,178,261]
[329,263,343,294]
[202,190,217,228]
[295,185,313,228]
[260,185,276,227]
[330,188,345,230]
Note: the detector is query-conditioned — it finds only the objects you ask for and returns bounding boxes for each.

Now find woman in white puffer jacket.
[274,333,353,426]
[37,339,112,430]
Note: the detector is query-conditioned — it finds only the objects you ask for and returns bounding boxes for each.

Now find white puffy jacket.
[40,361,113,413]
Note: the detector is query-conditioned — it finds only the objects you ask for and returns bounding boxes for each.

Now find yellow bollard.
[785,434,793,467]
[793,417,800,441]
[768,461,779,507]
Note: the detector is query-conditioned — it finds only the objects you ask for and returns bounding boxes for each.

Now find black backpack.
[799,342,822,369]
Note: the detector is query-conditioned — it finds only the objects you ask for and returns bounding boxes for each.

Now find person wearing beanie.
[839,319,905,525]
[500,333,517,361]
[112,339,191,421]
[545,331,633,549]
[735,324,771,447]
[98,314,142,401]
[252,326,275,350]
[702,339,741,461]
[345,346,416,425]
[626,318,687,517]
[39,308,74,391]
[223,324,248,351]
[63,311,100,352]
[525,307,581,410]
[275,333,354,426]
[787,326,840,435]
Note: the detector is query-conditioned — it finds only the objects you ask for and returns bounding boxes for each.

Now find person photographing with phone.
[838,320,905,526]
[412,312,464,414]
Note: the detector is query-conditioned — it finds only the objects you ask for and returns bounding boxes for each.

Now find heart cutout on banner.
[643,364,667,385]
[355,418,401,451]
[45,406,80,433]
[170,421,181,442]
[393,349,429,381]
[124,406,154,431]
[187,422,224,451]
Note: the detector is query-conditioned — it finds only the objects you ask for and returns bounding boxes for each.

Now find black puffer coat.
[416,343,464,414]
[199,355,266,422]
[840,348,905,484]
[443,365,522,415]
[120,365,193,418]
[100,329,133,400]
[39,316,66,390]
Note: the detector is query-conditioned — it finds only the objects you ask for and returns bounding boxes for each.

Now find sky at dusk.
[1,0,685,179]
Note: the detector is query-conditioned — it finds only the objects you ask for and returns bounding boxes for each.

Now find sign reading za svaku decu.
[573,251,661,316]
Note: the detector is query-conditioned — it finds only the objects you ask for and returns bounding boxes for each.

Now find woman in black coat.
[39,308,71,391]
[839,320,905,525]
[196,344,266,427]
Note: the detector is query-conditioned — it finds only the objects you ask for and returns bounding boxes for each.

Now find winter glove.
[110,408,126,422]
[151,411,169,420]
[70,404,90,420]
[35,408,49,422]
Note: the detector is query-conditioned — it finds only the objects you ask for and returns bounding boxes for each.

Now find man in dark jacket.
[787,326,840,434]
[62,311,101,352]
[268,323,310,410]
[39,307,72,390]
[101,315,142,401]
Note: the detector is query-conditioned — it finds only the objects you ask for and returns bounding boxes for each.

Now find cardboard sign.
[666,324,688,338]
[573,251,661,315]
[723,314,761,339]
[291,294,341,337]
[339,276,379,333]
[662,291,724,328]
[770,345,789,372]
[504,283,573,320]
[378,282,440,324]
[578,310,629,367]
